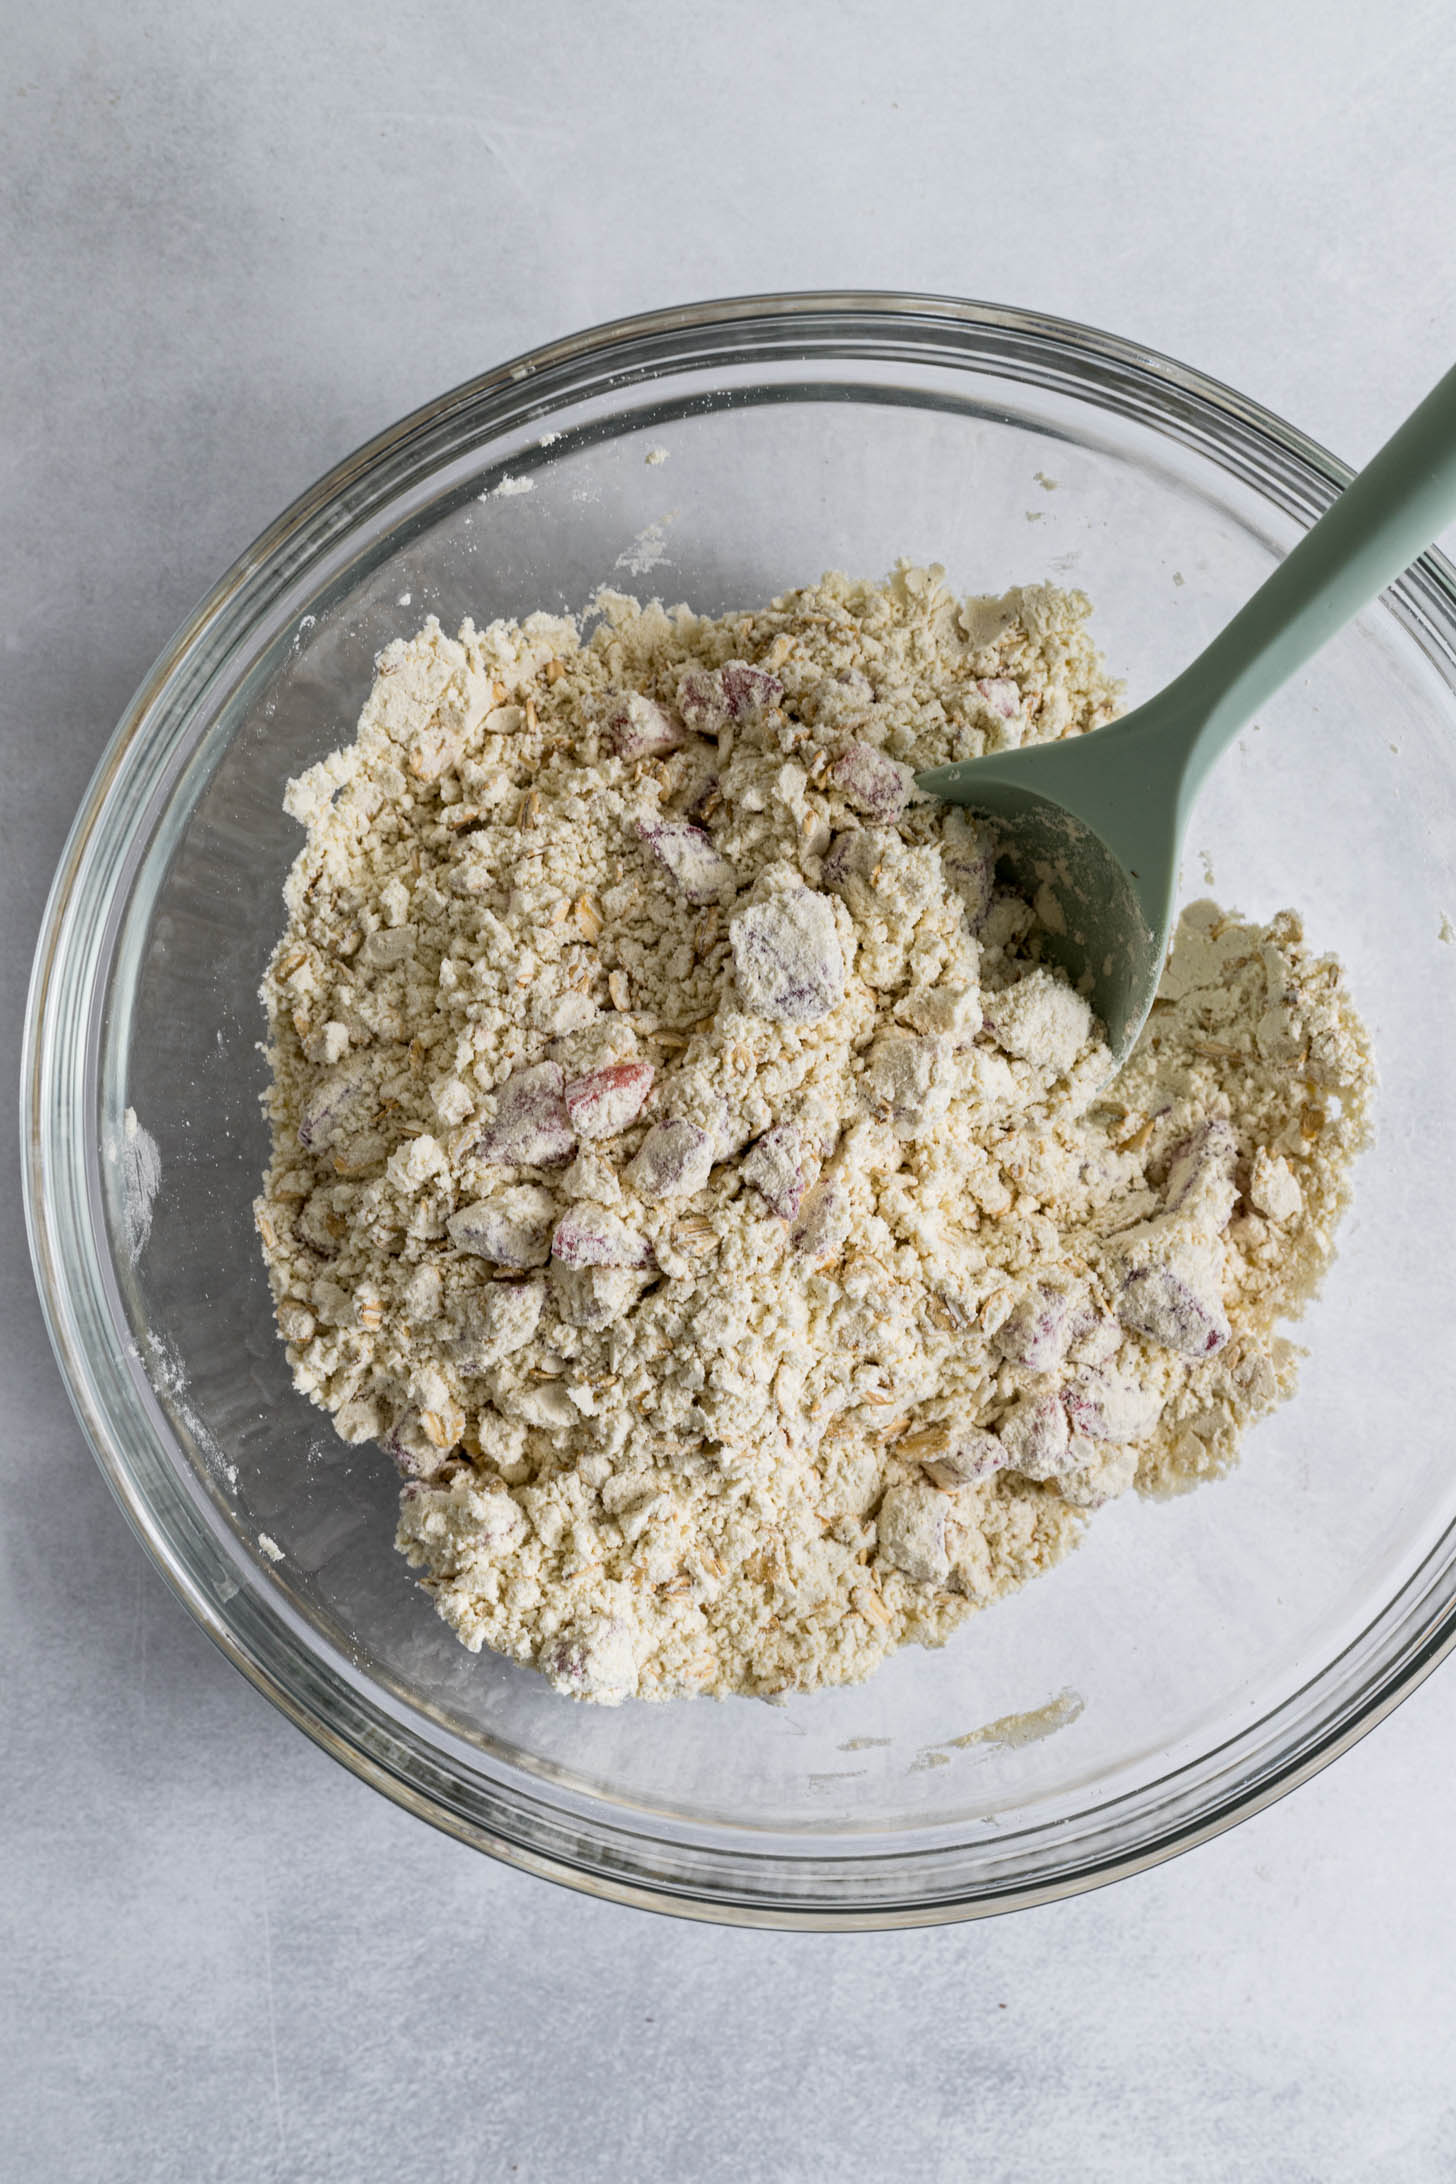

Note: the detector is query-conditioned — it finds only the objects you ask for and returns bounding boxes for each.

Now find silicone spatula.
[916,362,1456,1063]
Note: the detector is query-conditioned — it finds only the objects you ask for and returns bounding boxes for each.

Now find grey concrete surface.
[5,4,1456,2179]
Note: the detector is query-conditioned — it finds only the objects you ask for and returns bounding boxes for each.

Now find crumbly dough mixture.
[255,565,1373,1704]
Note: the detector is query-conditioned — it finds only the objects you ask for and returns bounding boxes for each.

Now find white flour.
[112,1105,161,1264]
[255,565,1373,1703]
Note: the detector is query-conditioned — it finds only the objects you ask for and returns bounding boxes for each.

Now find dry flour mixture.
[255,566,1373,1704]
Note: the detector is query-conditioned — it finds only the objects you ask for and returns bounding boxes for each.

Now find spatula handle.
[1173,359,1456,791]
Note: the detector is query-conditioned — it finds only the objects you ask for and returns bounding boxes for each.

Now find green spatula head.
[917,717,1186,1067]
[918,356,1456,1067]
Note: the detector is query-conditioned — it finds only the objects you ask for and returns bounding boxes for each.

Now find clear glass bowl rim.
[22,289,1456,1929]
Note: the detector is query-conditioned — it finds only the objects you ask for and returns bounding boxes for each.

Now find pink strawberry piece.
[1062,1367,1160,1444]
[1115,1246,1230,1360]
[448,1185,557,1267]
[729,890,844,1023]
[472,1061,576,1166]
[921,1427,1008,1489]
[564,1060,654,1141]
[551,1202,653,1268]
[740,1123,805,1218]
[996,1393,1072,1480]
[676,669,733,736]
[602,693,685,760]
[821,828,885,893]
[627,1119,715,1200]
[676,661,783,735]
[828,740,912,819]
[635,817,738,905]
[994,1284,1076,1373]
[977,677,1020,719]
[719,660,783,718]
[298,1062,370,1149]
[1067,1308,1122,1366]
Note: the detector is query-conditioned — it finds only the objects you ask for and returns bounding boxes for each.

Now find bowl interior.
[53,307,1456,1915]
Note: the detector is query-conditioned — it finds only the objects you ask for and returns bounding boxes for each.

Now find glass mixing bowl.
[24,294,1456,1927]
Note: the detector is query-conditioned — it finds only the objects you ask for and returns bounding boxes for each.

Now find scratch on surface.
[808,1770,867,1788]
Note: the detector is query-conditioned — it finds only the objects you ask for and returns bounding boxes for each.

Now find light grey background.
[6,4,1456,2179]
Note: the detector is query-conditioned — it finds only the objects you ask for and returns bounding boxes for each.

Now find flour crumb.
[147,1330,235,1486]
[257,1533,285,1562]
[943,1688,1084,1751]
[1034,471,1058,491]
[256,564,1373,1705]
[645,446,669,467]
[487,475,534,499]
[117,1106,161,1264]
[1440,913,1454,944]
[615,522,670,576]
